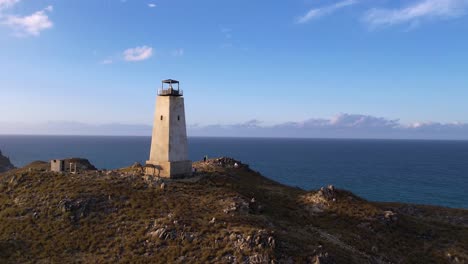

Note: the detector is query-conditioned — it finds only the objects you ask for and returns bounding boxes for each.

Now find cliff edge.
[0,150,15,173]
[0,157,466,263]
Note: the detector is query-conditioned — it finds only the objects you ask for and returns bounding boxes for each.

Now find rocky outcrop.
[300,185,338,214]
[0,150,15,173]
[202,157,247,169]
[62,158,97,171]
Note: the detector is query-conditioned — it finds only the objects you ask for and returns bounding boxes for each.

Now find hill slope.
[0,158,467,263]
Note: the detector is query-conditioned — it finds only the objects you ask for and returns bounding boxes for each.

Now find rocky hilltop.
[0,157,467,263]
[0,150,15,173]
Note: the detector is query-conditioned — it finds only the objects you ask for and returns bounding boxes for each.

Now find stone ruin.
[50,158,97,174]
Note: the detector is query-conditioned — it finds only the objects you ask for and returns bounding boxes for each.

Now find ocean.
[0,135,467,209]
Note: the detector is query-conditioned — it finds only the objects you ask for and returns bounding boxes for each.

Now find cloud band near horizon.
[1,114,467,140]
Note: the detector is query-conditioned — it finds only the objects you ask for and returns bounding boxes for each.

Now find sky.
[0,0,468,138]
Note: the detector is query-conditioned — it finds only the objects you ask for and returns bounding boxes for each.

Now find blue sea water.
[0,135,467,209]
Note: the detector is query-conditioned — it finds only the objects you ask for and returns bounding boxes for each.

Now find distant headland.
[0,150,15,173]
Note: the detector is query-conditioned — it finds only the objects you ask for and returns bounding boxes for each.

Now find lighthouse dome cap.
[162,79,179,84]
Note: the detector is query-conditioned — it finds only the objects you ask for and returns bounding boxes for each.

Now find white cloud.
[123,46,153,62]
[0,0,19,10]
[148,3,156,8]
[189,114,468,140]
[296,0,358,24]
[364,0,468,28]
[2,114,468,139]
[273,114,400,129]
[328,113,399,128]
[1,5,53,36]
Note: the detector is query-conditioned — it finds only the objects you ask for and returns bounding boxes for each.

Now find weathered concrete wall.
[147,95,191,178]
[145,160,192,178]
[51,159,64,172]
[169,97,188,162]
[149,96,171,162]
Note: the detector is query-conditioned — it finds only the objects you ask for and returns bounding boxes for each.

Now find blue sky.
[1,0,468,137]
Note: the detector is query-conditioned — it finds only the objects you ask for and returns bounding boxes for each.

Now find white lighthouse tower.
[145,79,192,178]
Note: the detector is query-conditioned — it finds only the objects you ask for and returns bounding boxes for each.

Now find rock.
[57,197,97,222]
[268,236,276,248]
[223,254,236,263]
[320,185,337,200]
[209,217,216,224]
[248,254,270,264]
[160,182,166,190]
[149,227,176,240]
[223,197,250,215]
[381,210,398,222]
[310,252,334,264]
[308,246,335,264]
[231,230,275,253]
[131,162,142,168]
[301,186,339,214]
[207,157,247,169]
[384,210,395,218]
[0,149,15,173]
[229,233,238,241]
[317,185,336,201]
[152,227,167,239]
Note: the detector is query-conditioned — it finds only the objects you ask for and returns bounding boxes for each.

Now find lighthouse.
[145,79,192,178]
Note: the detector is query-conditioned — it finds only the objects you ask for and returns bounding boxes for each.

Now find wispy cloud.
[123,46,153,62]
[0,1,53,37]
[1,5,53,36]
[296,0,358,24]
[189,114,468,140]
[0,0,20,10]
[2,114,468,139]
[148,3,156,8]
[364,0,468,28]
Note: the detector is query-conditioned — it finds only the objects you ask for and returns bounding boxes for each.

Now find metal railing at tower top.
[158,88,184,96]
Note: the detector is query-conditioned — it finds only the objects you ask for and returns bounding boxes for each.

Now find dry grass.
[0,159,466,263]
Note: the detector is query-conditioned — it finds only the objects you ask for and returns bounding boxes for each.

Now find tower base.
[145,160,192,178]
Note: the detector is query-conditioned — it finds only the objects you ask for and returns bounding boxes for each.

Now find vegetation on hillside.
[0,158,466,263]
